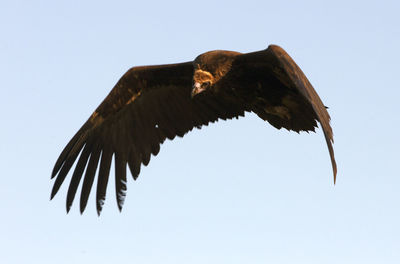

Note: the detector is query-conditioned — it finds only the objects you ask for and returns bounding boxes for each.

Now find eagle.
[51,45,337,215]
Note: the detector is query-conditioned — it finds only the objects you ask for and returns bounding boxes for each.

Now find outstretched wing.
[230,45,336,182]
[51,62,245,214]
[268,45,337,182]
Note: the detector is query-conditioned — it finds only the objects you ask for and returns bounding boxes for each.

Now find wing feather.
[51,62,245,213]
[114,151,127,211]
[231,45,336,182]
[52,46,335,214]
[96,143,113,215]
[66,140,92,212]
[50,140,84,199]
[79,143,101,213]
[51,130,83,178]
[268,45,337,182]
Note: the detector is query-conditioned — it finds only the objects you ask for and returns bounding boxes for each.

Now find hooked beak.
[191,82,206,98]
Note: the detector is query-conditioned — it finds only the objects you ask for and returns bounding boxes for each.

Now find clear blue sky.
[1,0,399,263]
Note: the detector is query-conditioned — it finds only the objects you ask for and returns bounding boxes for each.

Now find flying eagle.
[51,45,337,215]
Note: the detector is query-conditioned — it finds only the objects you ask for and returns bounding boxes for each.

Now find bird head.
[191,68,215,97]
[191,50,241,98]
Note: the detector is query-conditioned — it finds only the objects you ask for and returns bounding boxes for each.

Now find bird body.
[51,45,336,214]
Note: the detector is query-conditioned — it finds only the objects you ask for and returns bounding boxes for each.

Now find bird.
[51,44,337,215]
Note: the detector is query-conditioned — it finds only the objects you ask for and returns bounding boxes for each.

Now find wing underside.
[51,62,245,214]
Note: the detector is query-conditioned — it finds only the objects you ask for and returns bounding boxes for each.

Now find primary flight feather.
[51,45,337,215]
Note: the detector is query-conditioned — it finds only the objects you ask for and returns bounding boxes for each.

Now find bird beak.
[191,82,206,98]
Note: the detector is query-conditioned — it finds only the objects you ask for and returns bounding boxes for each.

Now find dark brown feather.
[51,46,336,214]
[66,140,93,212]
[227,45,336,181]
[79,142,101,213]
[269,45,336,182]
[114,151,127,211]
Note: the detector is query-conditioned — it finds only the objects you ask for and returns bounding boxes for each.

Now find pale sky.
[1,0,399,263]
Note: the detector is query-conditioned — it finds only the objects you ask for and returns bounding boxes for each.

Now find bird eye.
[201,81,211,88]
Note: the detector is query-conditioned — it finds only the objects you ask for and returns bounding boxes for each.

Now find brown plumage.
[51,45,337,215]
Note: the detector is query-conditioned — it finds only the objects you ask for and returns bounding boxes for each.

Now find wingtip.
[96,199,105,216]
[332,159,337,185]
[80,203,87,215]
[96,206,102,216]
[333,166,337,185]
[51,161,63,179]
[117,198,124,212]
[116,191,126,212]
[50,186,58,200]
[66,204,71,214]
